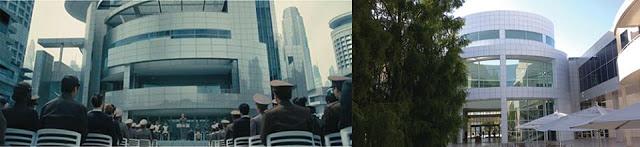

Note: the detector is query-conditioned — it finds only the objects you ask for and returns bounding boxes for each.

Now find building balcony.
[618,35,640,84]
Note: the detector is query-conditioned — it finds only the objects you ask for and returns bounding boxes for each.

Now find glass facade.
[255,1,281,80]
[578,40,618,91]
[506,58,553,87]
[505,30,543,42]
[545,35,555,47]
[107,29,231,49]
[463,30,499,41]
[466,57,500,88]
[507,99,554,142]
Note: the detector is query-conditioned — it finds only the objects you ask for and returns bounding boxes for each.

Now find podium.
[177,123,190,140]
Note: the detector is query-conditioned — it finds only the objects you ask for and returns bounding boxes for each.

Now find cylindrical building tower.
[65,1,271,140]
[459,10,570,143]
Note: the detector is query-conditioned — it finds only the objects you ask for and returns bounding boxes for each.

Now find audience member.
[114,109,129,141]
[322,76,349,134]
[232,103,251,139]
[260,80,314,144]
[40,75,88,142]
[27,95,38,110]
[293,97,322,135]
[340,79,352,128]
[87,94,117,145]
[2,82,39,131]
[250,94,271,136]
[225,110,241,141]
[137,119,152,140]
[103,103,122,144]
[0,109,6,145]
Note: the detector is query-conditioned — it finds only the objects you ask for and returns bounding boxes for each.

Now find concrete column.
[231,60,239,92]
[499,55,508,143]
[123,65,131,89]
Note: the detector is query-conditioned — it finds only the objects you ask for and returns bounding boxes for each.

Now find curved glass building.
[65,0,272,140]
[329,11,352,77]
[459,10,570,143]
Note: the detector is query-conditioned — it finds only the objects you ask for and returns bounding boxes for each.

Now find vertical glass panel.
[507,99,554,142]
[526,32,543,42]
[505,30,526,39]
[466,57,500,88]
[506,58,553,87]
[545,36,555,47]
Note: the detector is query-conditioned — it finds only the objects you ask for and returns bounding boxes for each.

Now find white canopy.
[574,102,640,130]
[517,111,567,129]
[537,106,611,131]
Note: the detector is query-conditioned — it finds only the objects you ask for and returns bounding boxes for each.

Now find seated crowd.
[0,75,352,146]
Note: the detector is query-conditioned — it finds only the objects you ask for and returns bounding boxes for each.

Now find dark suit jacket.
[340,79,352,128]
[260,102,314,145]
[232,116,251,138]
[40,95,88,142]
[2,104,39,131]
[322,101,341,135]
[87,110,117,145]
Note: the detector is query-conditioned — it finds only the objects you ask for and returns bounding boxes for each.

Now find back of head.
[104,104,116,115]
[239,103,249,115]
[61,75,80,93]
[272,87,292,101]
[326,88,337,103]
[12,82,32,104]
[90,94,104,108]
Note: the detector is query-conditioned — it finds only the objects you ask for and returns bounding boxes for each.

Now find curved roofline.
[64,0,94,22]
[463,10,554,25]
[612,0,639,33]
[329,11,352,29]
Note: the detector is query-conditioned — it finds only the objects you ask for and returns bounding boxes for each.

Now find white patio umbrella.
[537,106,611,132]
[517,111,567,130]
[574,102,640,130]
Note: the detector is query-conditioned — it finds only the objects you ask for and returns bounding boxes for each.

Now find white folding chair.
[234,136,250,146]
[226,139,233,146]
[35,128,82,146]
[312,135,322,147]
[324,132,342,146]
[81,133,112,146]
[248,135,262,147]
[266,131,314,147]
[128,139,141,146]
[139,139,152,146]
[119,138,128,146]
[340,127,352,146]
[4,128,36,146]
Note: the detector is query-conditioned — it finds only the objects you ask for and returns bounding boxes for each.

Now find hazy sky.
[27,0,351,86]
[453,0,624,57]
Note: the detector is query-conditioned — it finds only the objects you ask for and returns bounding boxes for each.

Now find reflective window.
[506,58,553,87]
[463,30,499,41]
[545,36,555,47]
[508,99,554,142]
[506,30,545,43]
[620,30,629,49]
[108,29,231,49]
[466,57,500,88]
[579,40,618,91]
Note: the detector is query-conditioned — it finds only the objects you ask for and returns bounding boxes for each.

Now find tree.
[354,0,468,146]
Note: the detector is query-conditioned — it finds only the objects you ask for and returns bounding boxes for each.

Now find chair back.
[226,139,233,146]
[340,127,352,146]
[266,131,314,147]
[81,133,112,146]
[119,138,128,146]
[324,132,342,146]
[127,139,140,146]
[234,136,250,146]
[4,128,36,146]
[248,135,262,147]
[312,135,322,147]
[35,128,82,146]
[139,139,152,146]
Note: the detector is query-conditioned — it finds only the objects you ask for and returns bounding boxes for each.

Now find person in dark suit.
[250,94,270,136]
[232,103,251,139]
[2,82,39,131]
[260,80,314,145]
[86,94,117,145]
[293,97,322,135]
[322,76,349,135]
[339,79,352,128]
[40,75,88,142]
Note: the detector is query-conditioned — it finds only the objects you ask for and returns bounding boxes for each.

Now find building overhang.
[64,0,94,22]
[38,38,85,53]
[613,0,640,33]
[329,11,352,29]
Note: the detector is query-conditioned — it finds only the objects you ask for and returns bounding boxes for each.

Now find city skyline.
[26,0,351,87]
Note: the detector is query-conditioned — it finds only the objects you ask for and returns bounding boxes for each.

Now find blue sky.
[453,0,624,57]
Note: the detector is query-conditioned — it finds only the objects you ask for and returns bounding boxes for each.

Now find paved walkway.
[449,138,640,147]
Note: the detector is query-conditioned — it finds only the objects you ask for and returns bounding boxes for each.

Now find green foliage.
[354,0,469,146]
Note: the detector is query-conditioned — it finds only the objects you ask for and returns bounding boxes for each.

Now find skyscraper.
[0,1,34,98]
[282,7,314,97]
[255,1,281,81]
[313,65,322,88]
